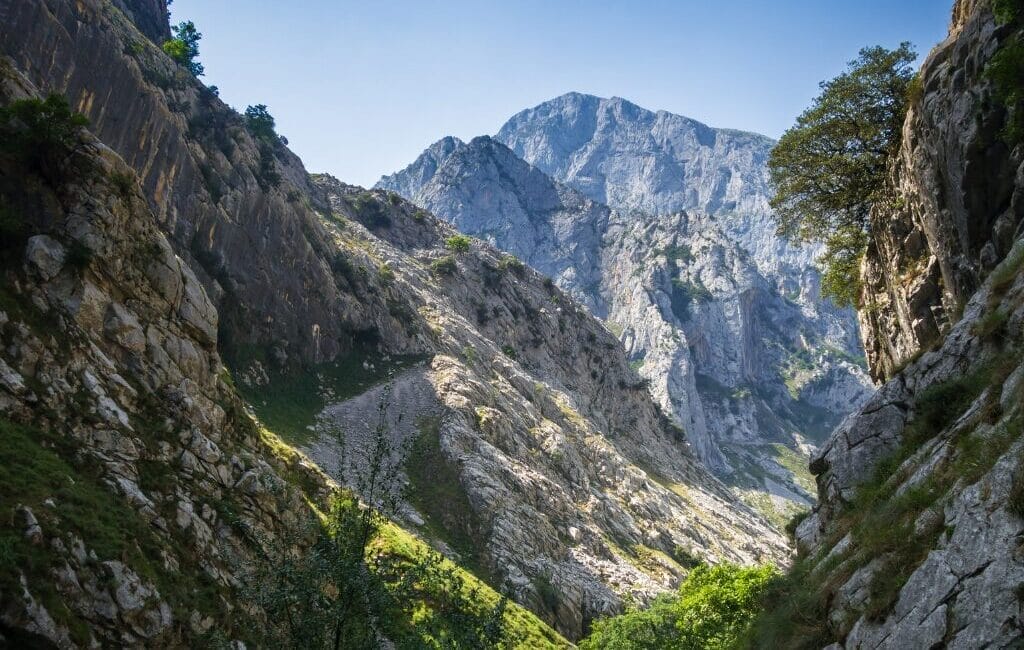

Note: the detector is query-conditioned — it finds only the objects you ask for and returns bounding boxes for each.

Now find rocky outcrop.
[494,92,822,296]
[0,65,330,647]
[760,1,1024,646]
[783,239,1024,648]
[380,127,872,528]
[859,0,1024,381]
[379,135,610,314]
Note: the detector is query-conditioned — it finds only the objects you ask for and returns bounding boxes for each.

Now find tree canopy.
[579,563,778,650]
[768,43,917,306]
[162,21,204,77]
[244,104,278,141]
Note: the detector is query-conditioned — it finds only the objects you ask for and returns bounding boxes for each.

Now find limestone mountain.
[0,0,788,645]
[379,121,872,528]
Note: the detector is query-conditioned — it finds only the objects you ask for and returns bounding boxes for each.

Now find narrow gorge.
[0,0,1021,648]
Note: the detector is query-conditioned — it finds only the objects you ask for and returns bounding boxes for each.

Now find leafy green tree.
[768,43,917,306]
[446,234,472,253]
[0,93,89,183]
[580,563,778,650]
[244,104,278,141]
[162,21,204,76]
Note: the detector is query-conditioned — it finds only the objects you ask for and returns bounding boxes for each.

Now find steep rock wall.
[859,0,1024,381]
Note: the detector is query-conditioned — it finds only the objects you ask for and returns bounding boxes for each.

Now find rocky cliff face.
[760,1,1024,646]
[1,0,415,370]
[0,63,333,648]
[379,117,872,528]
[296,175,789,639]
[859,0,1024,381]
[0,0,790,644]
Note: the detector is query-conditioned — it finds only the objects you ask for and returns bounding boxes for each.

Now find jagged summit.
[496,92,773,216]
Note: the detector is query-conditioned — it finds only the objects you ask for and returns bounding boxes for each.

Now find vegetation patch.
[987,0,1024,143]
[233,347,427,446]
[431,255,458,276]
[404,417,494,584]
[580,564,777,649]
[768,43,917,306]
[446,234,472,253]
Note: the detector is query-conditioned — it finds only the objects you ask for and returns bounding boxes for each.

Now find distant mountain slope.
[378,133,872,528]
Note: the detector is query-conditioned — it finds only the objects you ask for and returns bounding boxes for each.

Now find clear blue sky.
[170,0,952,188]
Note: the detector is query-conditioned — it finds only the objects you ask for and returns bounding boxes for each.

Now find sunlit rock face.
[380,101,872,526]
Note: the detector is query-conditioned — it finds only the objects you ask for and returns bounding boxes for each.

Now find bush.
[446,234,472,253]
[497,254,525,276]
[109,171,135,198]
[350,193,391,229]
[255,141,280,190]
[581,564,778,650]
[244,104,277,141]
[0,94,89,181]
[162,21,204,76]
[431,255,457,276]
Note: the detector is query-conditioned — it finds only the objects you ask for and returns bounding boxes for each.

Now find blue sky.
[170,1,953,188]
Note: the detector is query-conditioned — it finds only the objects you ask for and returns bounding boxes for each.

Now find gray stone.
[24,235,66,280]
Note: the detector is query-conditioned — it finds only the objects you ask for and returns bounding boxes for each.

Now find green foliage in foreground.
[247,394,566,649]
[769,43,917,306]
[579,564,777,650]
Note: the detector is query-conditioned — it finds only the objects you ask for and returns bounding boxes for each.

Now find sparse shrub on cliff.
[244,104,278,141]
[0,94,89,182]
[431,255,458,276]
[769,43,917,306]
[255,141,281,189]
[497,253,525,276]
[446,234,472,253]
[162,21,204,76]
[351,192,392,229]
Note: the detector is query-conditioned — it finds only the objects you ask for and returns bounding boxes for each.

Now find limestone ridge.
[379,114,873,526]
[0,0,788,643]
[771,0,1024,645]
